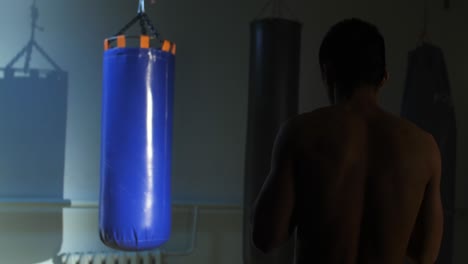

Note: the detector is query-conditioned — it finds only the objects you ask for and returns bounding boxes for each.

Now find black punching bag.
[401,43,456,264]
[243,18,302,264]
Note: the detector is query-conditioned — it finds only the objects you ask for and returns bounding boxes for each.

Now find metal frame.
[5,0,63,73]
[0,198,241,210]
[0,198,241,257]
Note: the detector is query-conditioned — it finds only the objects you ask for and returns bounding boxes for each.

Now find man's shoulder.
[286,106,357,133]
[385,112,434,142]
[378,111,438,158]
[279,107,336,143]
[288,107,435,142]
[290,106,335,125]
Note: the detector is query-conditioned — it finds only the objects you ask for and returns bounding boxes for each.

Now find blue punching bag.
[99,13,176,250]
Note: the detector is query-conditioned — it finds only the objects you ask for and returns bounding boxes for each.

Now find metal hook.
[138,0,145,14]
[418,0,430,45]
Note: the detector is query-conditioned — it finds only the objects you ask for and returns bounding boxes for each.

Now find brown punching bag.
[243,18,302,264]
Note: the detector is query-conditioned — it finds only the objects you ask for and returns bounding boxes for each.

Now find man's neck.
[335,85,381,113]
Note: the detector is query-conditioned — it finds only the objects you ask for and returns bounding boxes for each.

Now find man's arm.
[407,135,444,264]
[251,121,297,254]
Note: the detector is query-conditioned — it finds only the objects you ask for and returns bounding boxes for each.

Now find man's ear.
[321,63,335,86]
[321,64,336,104]
[379,69,389,87]
[320,65,327,83]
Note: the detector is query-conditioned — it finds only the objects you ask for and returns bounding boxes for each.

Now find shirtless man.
[251,18,443,264]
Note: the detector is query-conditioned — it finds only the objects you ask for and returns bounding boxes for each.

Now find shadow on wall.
[0,2,68,263]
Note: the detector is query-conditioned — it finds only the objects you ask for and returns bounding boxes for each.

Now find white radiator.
[58,250,162,264]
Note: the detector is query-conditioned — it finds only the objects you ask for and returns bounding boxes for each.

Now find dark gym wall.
[0,0,466,263]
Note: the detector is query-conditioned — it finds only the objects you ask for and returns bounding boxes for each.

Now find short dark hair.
[319,18,386,96]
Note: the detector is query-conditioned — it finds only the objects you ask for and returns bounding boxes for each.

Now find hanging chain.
[444,0,450,9]
[255,0,297,20]
[275,0,281,17]
[423,0,428,34]
[141,13,163,42]
[110,0,163,49]
[139,13,148,35]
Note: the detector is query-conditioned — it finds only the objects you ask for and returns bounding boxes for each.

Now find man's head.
[319,18,387,103]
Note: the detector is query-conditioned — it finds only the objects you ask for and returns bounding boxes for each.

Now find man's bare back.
[291,105,443,264]
[251,18,443,264]
[251,103,443,264]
